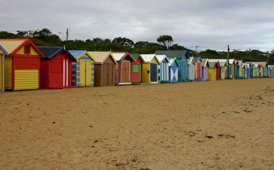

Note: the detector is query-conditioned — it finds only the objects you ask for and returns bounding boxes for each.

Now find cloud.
[1,0,274,51]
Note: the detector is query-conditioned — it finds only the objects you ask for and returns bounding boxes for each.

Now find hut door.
[80,60,91,86]
[121,61,130,83]
[103,63,114,86]
[150,64,157,82]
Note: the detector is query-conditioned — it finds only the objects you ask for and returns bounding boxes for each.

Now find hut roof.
[112,52,135,62]
[201,59,208,67]
[131,53,141,59]
[87,51,117,64]
[169,58,179,67]
[246,61,267,67]
[188,57,194,64]
[0,38,44,57]
[140,54,159,63]
[155,55,169,63]
[155,50,188,59]
[0,45,8,55]
[68,50,94,61]
[38,46,76,61]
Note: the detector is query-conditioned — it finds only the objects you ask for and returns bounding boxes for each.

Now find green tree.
[0,31,18,38]
[112,37,134,48]
[157,35,173,50]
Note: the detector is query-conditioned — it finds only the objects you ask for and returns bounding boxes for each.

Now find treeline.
[0,28,273,64]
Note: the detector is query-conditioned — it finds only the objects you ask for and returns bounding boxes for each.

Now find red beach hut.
[38,46,76,89]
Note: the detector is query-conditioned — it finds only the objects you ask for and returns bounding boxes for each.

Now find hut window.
[25,45,31,54]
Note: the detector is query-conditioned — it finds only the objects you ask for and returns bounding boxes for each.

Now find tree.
[0,31,18,38]
[112,37,134,48]
[157,35,173,50]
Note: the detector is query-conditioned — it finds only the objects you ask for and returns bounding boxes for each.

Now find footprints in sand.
[184,130,236,143]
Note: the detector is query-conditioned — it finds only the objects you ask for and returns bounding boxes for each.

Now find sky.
[1,0,274,51]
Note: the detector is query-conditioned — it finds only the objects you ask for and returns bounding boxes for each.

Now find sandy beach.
[0,79,274,170]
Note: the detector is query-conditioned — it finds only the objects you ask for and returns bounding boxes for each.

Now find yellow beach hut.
[0,38,44,91]
[140,54,160,84]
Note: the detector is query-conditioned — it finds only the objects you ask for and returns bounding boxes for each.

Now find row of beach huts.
[0,38,273,92]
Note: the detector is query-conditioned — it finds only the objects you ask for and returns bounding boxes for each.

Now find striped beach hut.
[228,59,235,79]
[112,52,135,85]
[0,38,44,91]
[201,59,209,81]
[0,45,8,92]
[242,63,251,79]
[88,51,117,87]
[155,50,189,82]
[155,55,169,83]
[140,54,160,84]
[194,57,203,81]
[38,46,76,89]
[188,57,195,81]
[131,53,143,84]
[69,50,95,87]
[169,58,179,83]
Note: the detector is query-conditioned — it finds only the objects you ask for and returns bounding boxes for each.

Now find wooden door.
[121,61,130,83]
[85,60,92,86]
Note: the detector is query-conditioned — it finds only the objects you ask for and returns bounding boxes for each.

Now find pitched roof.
[112,52,135,62]
[87,51,117,64]
[188,57,194,65]
[131,53,140,59]
[38,46,76,61]
[169,58,179,67]
[201,59,208,67]
[155,50,188,59]
[246,61,267,67]
[140,54,159,63]
[155,55,169,63]
[0,39,26,54]
[0,45,8,55]
[0,38,44,57]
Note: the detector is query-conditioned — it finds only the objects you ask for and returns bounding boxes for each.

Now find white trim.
[63,60,66,87]
[1,54,4,92]
[66,59,68,87]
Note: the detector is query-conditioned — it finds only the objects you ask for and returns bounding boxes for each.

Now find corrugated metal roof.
[87,51,117,64]
[155,50,188,59]
[0,39,26,54]
[155,55,169,63]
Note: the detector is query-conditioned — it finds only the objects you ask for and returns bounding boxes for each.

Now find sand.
[0,79,274,170]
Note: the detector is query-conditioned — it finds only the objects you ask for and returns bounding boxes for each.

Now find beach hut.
[188,57,195,81]
[156,55,169,83]
[131,53,143,84]
[201,59,209,81]
[218,59,227,80]
[247,62,267,78]
[208,59,217,81]
[38,46,76,89]
[169,58,179,83]
[228,59,235,79]
[155,50,189,82]
[242,63,251,79]
[194,57,203,81]
[0,45,8,92]
[0,38,44,91]
[140,54,160,84]
[87,51,117,87]
[112,52,135,85]
[269,65,274,78]
[68,50,95,87]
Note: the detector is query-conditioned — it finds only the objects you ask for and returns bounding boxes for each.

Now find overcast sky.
[1,0,274,51]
